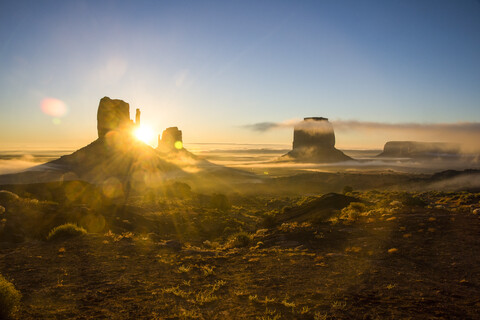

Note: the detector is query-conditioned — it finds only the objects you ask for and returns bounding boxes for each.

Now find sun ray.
[134,125,155,146]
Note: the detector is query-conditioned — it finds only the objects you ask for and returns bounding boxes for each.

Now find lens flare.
[41,97,67,117]
[174,141,183,149]
[134,125,155,145]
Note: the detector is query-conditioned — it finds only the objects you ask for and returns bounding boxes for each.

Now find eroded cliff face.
[282,117,351,163]
[97,97,131,138]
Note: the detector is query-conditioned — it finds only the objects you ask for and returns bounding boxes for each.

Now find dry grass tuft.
[47,223,86,241]
[0,274,21,319]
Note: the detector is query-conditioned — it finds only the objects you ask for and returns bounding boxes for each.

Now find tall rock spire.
[135,108,141,127]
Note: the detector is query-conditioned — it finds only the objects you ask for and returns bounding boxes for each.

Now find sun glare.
[134,125,155,145]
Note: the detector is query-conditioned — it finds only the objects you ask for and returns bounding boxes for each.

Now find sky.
[0,0,479,150]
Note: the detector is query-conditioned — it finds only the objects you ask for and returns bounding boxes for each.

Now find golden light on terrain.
[134,125,155,145]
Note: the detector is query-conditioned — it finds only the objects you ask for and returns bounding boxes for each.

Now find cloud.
[242,119,300,131]
[242,119,480,152]
[331,121,480,135]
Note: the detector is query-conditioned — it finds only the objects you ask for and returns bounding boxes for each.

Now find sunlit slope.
[49,131,182,185]
[156,146,260,191]
[0,132,258,192]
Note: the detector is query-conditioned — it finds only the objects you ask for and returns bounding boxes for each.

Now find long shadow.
[337,205,480,319]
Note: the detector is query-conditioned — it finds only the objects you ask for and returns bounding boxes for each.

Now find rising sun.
[134,125,155,145]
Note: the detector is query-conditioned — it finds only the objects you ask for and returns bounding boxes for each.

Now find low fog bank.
[243,120,480,154]
[0,151,71,175]
[194,147,479,175]
[1,146,479,183]
[426,172,480,192]
[234,160,479,176]
[0,159,41,175]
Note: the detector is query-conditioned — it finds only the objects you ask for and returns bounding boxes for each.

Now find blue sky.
[1,0,479,149]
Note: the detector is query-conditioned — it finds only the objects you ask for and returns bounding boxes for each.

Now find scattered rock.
[159,239,182,251]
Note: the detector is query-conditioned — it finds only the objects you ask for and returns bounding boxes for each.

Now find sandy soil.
[1,205,480,319]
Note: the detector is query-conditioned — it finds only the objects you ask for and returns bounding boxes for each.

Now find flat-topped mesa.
[158,127,183,151]
[377,141,461,158]
[97,97,132,138]
[282,117,352,163]
[304,117,328,121]
[293,117,335,150]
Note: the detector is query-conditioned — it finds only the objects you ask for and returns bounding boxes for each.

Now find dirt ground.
[1,203,480,320]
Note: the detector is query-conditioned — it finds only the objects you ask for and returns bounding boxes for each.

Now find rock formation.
[158,127,183,151]
[0,96,257,189]
[135,108,141,127]
[377,141,460,158]
[282,117,352,163]
[97,97,131,138]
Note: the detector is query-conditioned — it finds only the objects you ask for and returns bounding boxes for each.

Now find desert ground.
[1,171,480,319]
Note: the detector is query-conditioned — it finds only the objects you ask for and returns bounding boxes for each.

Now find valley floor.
[1,202,480,319]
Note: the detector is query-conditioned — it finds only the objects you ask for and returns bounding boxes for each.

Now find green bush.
[47,223,86,241]
[0,274,21,319]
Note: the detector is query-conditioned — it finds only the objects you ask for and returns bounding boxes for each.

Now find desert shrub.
[399,193,427,207]
[342,186,353,195]
[222,226,235,236]
[0,191,20,205]
[47,223,86,241]
[280,206,292,214]
[261,213,277,228]
[210,193,231,211]
[0,274,21,319]
[279,221,313,233]
[228,231,251,248]
[295,196,314,206]
[165,182,192,198]
[341,202,366,221]
[203,240,220,249]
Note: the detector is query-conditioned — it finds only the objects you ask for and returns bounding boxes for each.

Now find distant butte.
[158,127,183,152]
[377,141,461,158]
[282,117,352,163]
